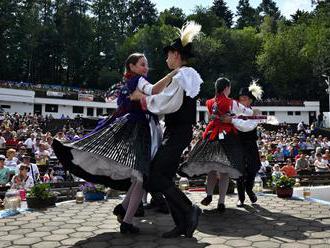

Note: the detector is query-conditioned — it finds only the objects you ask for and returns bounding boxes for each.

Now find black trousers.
[237,140,261,201]
[147,124,193,192]
[147,124,193,228]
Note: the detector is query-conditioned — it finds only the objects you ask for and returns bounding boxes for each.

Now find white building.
[196,101,319,125]
[0,88,116,119]
[0,87,320,124]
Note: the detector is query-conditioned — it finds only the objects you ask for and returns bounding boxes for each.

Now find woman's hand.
[129,89,145,101]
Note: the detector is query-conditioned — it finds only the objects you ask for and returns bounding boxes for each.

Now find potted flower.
[80,182,105,201]
[26,183,57,209]
[273,175,295,198]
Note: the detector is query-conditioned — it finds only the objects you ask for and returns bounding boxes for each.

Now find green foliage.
[211,0,233,28]
[28,183,54,200]
[273,175,295,189]
[159,7,186,28]
[0,0,330,109]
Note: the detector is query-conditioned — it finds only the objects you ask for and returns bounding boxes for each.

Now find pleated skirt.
[179,132,244,179]
[52,114,158,189]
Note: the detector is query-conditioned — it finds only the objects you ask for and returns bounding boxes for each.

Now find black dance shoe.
[236,200,245,208]
[120,222,140,234]
[217,203,226,213]
[200,195,212,206]
[162,226,185,238]
[113,204,126,223]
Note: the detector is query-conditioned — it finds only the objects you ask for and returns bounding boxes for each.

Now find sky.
[152,0,315,19]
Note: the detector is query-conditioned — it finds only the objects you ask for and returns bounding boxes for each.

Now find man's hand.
[129,89,145,101]
[219,114,232,123]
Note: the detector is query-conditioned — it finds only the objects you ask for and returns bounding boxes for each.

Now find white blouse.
[145,67,203,115]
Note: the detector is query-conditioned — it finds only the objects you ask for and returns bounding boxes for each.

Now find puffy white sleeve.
[137,77,153,96]
[231,100,253,116]
[232,119,260,132]
[144,78,184,115]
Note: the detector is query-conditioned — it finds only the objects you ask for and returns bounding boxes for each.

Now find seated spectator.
[295,153,311,174]
[18,155,40,183]
[5,133,19,148]
[314,153,330,173]
[0,155,10,185]
[272,164,283,180]
[273,147,284,162]
[43,168,55,183]
[35,143,50,166]
[0,132,6,148]
[258,155,270,185]
[11,164,34,190]
[16,145,27,163]
[305,137,314,150]
[4,148,18,173]
[24,133,35,150]
[280,158,297,177]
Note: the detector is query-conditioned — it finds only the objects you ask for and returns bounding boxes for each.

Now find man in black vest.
[236,87,262,207]
[130,21,203,238]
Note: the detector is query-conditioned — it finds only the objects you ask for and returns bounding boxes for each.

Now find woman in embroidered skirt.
[53,53,177,234]
[179,77,255,212]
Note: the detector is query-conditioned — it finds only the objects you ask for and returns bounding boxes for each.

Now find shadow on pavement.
[198,203,330,241]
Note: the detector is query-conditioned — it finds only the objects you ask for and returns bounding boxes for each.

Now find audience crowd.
[1,111,330,198]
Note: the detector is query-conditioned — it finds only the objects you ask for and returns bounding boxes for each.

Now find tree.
[257,0,281,20]
[127,0,158,34]
[211,0,233,28]
[159,7,186,28]
[188,6,223,35]
[290,10,311,25]
[257,25,315,99]
[236,0,259,29]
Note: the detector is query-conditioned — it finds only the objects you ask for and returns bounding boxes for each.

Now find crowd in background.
[1,111,330,194]
[0,112,85,193]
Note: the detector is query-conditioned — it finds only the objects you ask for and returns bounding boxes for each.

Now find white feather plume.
[248,80,263,100]
[178,21,202,47]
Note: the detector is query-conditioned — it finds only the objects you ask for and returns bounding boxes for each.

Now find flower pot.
[84,192,104,201]
[276,187,293,198]
[26,196,57,209]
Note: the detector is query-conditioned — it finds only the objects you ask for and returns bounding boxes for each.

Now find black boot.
[162,200,186,238]
[120,222,139,234]
[236,177,246,205]
[162,226,186,238]
[113,204,125,223]
[246,178,257,203]
[217,203,226,213]
[163,186,201,238]
[201,195,212,206]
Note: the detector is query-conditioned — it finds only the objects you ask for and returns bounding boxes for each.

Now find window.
[262,111,267,115]
[45,104,58,113]
[87,107,94,116]
[288,111,293,116]
[1,105,11,109]
[106,108,112,114]
[269,111,275,116]
[97,108,103,116]
[295,111,301,116]
[73,106,84,114]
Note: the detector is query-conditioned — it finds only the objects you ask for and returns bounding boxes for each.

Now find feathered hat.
[163,21,202,58]
[238,79,263,101]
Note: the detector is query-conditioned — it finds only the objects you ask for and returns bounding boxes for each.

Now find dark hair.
[215,77,231,94]
[124,53,145,74]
